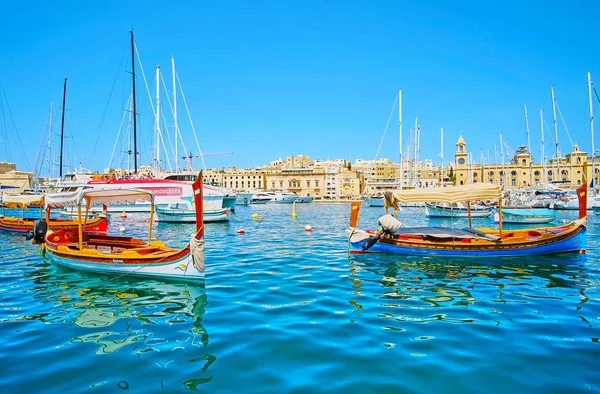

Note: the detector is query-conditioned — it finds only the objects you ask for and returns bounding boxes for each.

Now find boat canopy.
[45,188,154,209]
[2,194,44,209]
[390,184,502,204]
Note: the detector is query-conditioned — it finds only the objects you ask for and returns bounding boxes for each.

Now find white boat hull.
[156,208,229,223]
[45,248,204,281]
[425,204,492,218]
[364,198,385,207]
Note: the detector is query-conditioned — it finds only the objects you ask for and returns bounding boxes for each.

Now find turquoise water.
[1,204,599,393]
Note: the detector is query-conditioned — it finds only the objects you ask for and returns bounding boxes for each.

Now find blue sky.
[1,1,598,176]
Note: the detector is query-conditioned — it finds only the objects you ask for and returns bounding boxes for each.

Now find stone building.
[454,136,594,188]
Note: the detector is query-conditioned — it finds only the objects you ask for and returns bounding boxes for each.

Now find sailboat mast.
[155,65,161,176]
[440,127,444,187]
[589,71,595,187]
[172,57,179,173]
[47,102,53,178]
[540,108,546,183]
[130,30,138,173]
[551,86,559,183]
[59,78,67,178]
[414,117,418,187]
[524,104,532,186]
[398,89,403,190]
[500,133,505,186]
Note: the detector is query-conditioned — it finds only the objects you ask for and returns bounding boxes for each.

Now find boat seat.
[461,227,502,242]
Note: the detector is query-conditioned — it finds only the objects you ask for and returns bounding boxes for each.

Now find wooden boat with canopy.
[36,172,207,281]
[348,183,587,257]
[0,194,107,234]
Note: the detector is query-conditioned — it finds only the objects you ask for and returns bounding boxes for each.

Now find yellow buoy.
[292,201,297,219]
[251,213,259,219]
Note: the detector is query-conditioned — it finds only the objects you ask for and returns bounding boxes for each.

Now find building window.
[272,181,275,188]
[307,180,311,187]
[279,181,283,188]
[534,171,540,176]
[522,159,526,165]
[459,146,464,153]
[512,179,516,186]
[511,170,517,176]
[315,181,319,187]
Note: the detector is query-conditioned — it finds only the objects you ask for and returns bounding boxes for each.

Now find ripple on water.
[0,205,600,392]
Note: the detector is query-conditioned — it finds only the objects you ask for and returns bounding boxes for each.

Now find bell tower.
[455,135,468,185]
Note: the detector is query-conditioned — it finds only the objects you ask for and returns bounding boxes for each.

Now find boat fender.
[377,214,402,234]
[25,219,48,244]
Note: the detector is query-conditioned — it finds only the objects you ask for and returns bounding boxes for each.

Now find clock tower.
[455,135,468,185]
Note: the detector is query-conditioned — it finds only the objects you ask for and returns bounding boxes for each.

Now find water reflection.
[5,260,214,391]
[347,253,591,327]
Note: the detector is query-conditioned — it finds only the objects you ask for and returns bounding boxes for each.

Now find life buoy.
[561,197,569,202]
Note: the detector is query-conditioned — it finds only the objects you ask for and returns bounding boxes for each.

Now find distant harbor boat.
[294,196,313,203]
[156,200,229,223]
[425,202,493,218]
[493,207,556,224]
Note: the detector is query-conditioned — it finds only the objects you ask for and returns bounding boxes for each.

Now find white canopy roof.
[2,194,44,209]
[391,184,502,204]
[45,188,154,209]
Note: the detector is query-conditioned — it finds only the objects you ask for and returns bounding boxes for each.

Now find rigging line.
[86,39,129,164]
[176,72,206,171]
[375,95,398,160]
[158,108,174,172]
[594,85,600,104]
[0,93,12,162]
[0,80,32,170]
[543,119,557,147]
[133,43,157,130]
[554,101,574,147]
[159,72,177,165]
[159,108,175,170]
[109,93,132,169]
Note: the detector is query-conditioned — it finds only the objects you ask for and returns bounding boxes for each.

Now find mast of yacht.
[524,104,532,186]
[551,86,559,183]
[440,127,444,187]
[414,117,419,187]
[500,133,505,186]
[398,89,403,189]
[59,78,67,178]
[540,108,546,184]
[589,71,596,188]
[47,102,53,178]
[130,30,138,173]
[172,57,179,173]
[155,65,161,176]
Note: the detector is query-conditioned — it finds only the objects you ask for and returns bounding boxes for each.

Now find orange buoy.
[237,229,245,234]
[305,225,312,232]
[120,210,127,218]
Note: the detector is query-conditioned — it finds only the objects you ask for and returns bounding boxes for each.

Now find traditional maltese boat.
[34,172,207,281]
[0,194,107,234]
[348,183,587,257]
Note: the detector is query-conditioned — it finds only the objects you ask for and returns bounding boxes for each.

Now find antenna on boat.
[524,104,532,186]
[59,78,67,178]
[588,72,595,188]
[130,30,138,173]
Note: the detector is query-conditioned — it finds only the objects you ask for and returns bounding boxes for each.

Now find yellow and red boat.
[35,172,206,281]
[0,194,107,234]
[348,183,587,257]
